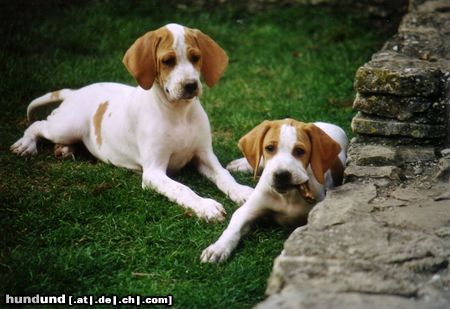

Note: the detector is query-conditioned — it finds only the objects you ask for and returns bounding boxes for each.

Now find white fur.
[11,24,253,222]
[201,122,348,263]
[164,24,202,101]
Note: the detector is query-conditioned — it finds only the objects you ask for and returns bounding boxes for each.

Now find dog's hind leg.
[11,112,84,156]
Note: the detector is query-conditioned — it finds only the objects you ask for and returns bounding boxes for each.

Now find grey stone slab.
[353,93,445,123]
[351,112,446,139]
[354,51,442,96]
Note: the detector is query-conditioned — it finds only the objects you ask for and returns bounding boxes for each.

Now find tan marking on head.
[123,24,228,91]
[238,119,341,184]
[50,90,60,100]
[261,119,312,169]
[238,119,286,179]
[185,27,228,87]
[302,123,341,184]
[93,101,109,147]
[123,27,174,90]
[183,28,202,72]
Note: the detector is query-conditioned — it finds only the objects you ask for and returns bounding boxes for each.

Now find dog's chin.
[166,92,200,104]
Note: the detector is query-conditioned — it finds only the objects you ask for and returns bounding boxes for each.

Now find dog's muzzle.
[181,80,199,100]
[272,170,298,194]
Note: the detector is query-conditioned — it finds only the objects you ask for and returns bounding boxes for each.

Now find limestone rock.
[434,156,450,181]
[347,143,436,166]
[347,143,397,166]
[395,145,437,162]
[307,183,376,229]
[257,290,449,309]
[344,165,402,182]
[383,27,443,60]
[351,112,446,139]
[354,51,442,96]
[353,93,445,123]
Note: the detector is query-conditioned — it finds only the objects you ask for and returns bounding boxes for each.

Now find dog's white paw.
[228,185,254,206]
[10,137,38,156]
[200,242,231,263]
[226,158,253,173]
[195,198,226,222]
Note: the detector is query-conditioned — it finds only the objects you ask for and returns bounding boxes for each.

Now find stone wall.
[351,0,450,145]
[256,1,450,308]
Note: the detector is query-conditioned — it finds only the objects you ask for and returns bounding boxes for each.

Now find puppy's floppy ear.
[304,124,341,184]
[194,29,228,87]
[238,121,271,179]
[123,31,159,90]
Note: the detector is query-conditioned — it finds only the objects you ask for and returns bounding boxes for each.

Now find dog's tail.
[27,89,74,122]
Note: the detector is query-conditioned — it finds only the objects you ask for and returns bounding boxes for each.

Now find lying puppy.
[201,119,348,263]
[11,23,252,221]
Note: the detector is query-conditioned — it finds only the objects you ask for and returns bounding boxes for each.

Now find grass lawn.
[1,1,390,307]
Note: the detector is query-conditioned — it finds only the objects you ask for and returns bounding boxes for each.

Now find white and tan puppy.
[11,23,253,221]
[201,119,348,263]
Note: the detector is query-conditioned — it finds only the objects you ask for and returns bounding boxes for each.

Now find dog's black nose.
[183,81,198,95]
[273,170,292,192]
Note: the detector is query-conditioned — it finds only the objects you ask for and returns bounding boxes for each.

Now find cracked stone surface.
[257,176,450,309]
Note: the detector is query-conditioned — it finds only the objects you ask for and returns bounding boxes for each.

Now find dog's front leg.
[142,168,226,222]
[200,194,265,263]
[196,150,253,205]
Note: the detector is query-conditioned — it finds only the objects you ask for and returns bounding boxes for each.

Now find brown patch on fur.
[330,158,344,186]
[50,90,60,100]
[123,27,174,90]
[93,101,109,147]
[184,27,228,87]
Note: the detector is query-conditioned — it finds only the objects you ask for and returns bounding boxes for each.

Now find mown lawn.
[1,1,389,307]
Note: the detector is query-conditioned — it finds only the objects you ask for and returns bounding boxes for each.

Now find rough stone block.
[347,143,398,166]
[344,165,402,181]
[435,156,450,181]
[383,27,443,60]
[347,142,437,166]
[351,112,446,139]
[353,93,446,123]
[354,51,442,96]
[395,145,437,162]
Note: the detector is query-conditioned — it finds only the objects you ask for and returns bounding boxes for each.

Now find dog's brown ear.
[194,29,228,87]
[304,124,341,184]
[123,31,159,90]
[238,121,271,179]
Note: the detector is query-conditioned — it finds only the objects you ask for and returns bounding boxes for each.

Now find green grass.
[1,1,389,307]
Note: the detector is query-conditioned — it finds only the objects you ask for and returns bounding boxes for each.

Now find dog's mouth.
[273,181,315,202]
[298,182,315,202]
[273,183,298,194]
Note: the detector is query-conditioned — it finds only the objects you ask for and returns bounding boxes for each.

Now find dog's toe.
[229,185,254,205]
[195,198,226,222]
[11,137,38,156]
[200,243,231,263]
[226,158,253,173]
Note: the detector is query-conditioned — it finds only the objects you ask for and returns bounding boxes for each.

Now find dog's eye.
[293,147,305,157]
[265,145,276,153]
[162,56,176,67]
[191,54,200,64]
